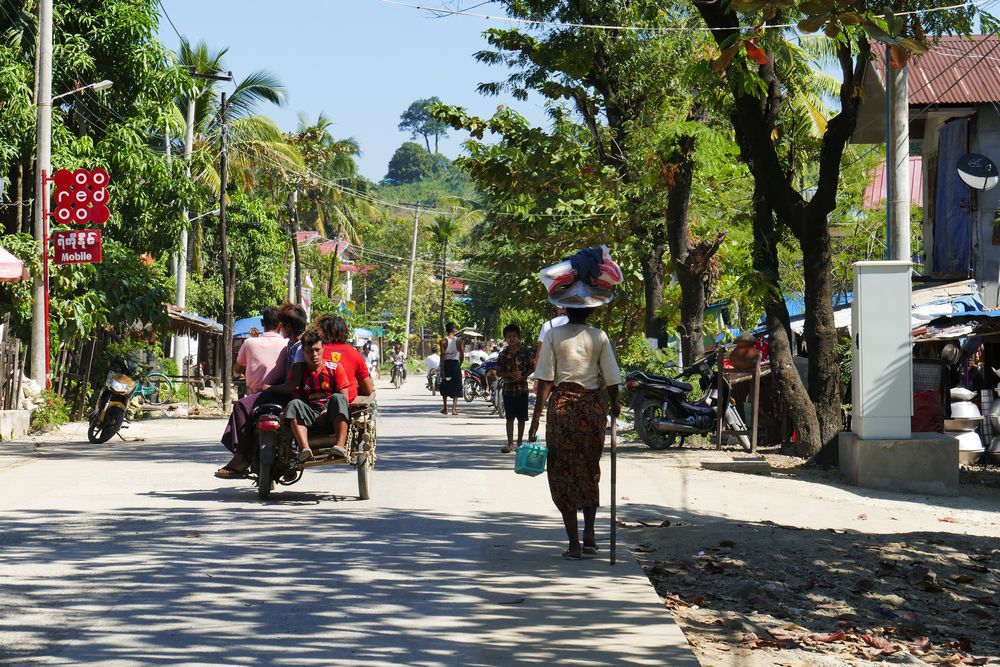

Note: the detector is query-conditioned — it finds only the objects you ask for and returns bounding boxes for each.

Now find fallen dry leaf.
[857,513,868,520]
[951,574,975,584]
[768,628,798,641]
[861,634,899,654]
[939,516,961,523]
[810,630,847,643]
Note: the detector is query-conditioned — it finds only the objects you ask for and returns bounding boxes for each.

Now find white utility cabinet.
[852,261,913,439]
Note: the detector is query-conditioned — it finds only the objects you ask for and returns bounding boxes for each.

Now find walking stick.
[610,418,617,566]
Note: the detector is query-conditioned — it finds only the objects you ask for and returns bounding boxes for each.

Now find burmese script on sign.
[53,229,102,265]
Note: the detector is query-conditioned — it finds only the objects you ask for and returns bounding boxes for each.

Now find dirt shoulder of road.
[620,436,1000,666]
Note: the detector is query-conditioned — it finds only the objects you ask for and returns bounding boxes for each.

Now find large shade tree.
[694,0,989,459]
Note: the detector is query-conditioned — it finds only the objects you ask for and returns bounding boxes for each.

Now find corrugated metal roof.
[871,35,1000,106]
[862,156,923,209]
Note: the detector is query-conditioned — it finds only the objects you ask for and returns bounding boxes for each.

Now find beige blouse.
[534,324,623,389]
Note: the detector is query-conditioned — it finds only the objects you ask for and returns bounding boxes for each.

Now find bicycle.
[134,366,175,405]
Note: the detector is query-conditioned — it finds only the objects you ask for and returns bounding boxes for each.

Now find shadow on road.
[0,504,687,666]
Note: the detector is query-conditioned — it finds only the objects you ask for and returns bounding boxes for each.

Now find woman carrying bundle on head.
[529,247,623,560]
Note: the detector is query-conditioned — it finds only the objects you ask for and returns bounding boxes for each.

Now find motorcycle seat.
[681,401,717,418]
[634,371,692,393]
[252,403,286,417]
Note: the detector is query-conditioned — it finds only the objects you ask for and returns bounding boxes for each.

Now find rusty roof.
[871,35,1000,106]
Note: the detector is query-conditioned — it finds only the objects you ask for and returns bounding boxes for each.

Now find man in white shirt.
[534,306,567,392]
[467,343,489,366]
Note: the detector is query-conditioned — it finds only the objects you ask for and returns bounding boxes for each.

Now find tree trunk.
[191,209,203,276]
[753,187,822,457]
[434,134,439,153]
[664,125,721,365]
[800,220,842,462]
[423,134,431,153]
[640,244,667,346]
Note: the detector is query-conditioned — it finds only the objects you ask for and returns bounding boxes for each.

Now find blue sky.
[156,0,549,181]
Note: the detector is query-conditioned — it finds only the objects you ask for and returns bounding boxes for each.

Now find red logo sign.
[53,229,102,265]
[52,168,110,225]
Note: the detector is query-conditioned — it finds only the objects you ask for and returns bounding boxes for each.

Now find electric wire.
[157,0,185,42]
[373,0,990,33]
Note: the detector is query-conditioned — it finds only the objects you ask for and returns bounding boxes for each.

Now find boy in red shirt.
[282,328,351,462]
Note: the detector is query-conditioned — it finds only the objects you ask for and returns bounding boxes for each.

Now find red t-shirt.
[296,362,349,412]
[325,343,370,402]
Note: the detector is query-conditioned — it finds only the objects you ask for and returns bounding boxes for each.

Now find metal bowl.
[951,402,983,419]
[944,417,983,432]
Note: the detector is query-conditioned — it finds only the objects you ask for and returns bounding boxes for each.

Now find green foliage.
[617,332,678,374]
[385,142,438,185]
[398,97,450,152]
[30,391,69,433]
[496,307,543,344]
[186,273,224,319]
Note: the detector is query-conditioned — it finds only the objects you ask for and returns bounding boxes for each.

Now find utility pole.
[172,93,196,371]
[218,90,233,409]
[287,191,302,303]
[886,39,911,261]
[402,204,421,359]
[30,0,53,385]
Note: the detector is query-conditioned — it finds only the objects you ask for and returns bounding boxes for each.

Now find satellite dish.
[957,153,999,191]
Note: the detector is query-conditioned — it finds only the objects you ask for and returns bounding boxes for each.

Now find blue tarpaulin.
[933,118,971,275]
[233,317,263,339]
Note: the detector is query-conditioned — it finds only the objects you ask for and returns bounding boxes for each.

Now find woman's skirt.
[545,383,607,512]
[440,358,463,398]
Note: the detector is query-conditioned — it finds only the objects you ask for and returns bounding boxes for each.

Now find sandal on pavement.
[214,465,249,480]
[440,409,449,415]
[500,445,515,453]
[297,448,314,463]
[562,548,583,560]
[582,545,599,557]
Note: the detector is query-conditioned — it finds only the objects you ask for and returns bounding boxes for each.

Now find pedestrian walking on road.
[439,322,464,415]
[529,305,621,560]
[497,324,533,453]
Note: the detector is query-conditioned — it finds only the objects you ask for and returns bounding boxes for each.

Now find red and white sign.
[52,229,102,265]
[52,168,110,225]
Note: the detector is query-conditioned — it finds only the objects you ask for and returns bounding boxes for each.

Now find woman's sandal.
[582,545,599,557]
[440,409,448,415]
[562,548,583,560]
[214,465,249,480]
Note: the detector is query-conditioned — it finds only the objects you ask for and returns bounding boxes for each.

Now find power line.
[158,0,184,42]
[373,0,990,33]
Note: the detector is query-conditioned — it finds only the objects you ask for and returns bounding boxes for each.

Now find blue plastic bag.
[515,438,548,476]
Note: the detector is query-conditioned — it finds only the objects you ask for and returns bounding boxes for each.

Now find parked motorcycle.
[391,361,406,388]
[463,363,490,403]
[625,344,751,451]
[427,368,441,395]
[88,354,137,443]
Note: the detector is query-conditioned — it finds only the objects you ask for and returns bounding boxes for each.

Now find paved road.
[0,379,695,666]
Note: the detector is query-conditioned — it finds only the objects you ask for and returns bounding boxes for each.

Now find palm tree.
[173,39,301,273]
[287,112,378,242]
[428,215,460,334]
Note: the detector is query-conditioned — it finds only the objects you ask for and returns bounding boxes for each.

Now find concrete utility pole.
[287,191,302,303]
[402,204,421,359]
[30,0,53,385]
[886,45,911,262]
[171,95,196,371]
[218,91,234,409]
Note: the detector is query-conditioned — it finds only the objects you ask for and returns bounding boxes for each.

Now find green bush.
[617,333,677,375]
[30,390,70,433]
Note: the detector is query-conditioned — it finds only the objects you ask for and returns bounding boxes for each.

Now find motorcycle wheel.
[634,399,678,450]
[88,404,124,444]
[257,462,273,500]
[462,379,475,402]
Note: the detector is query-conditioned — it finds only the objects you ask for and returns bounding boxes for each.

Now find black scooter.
[625,344,751,451]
